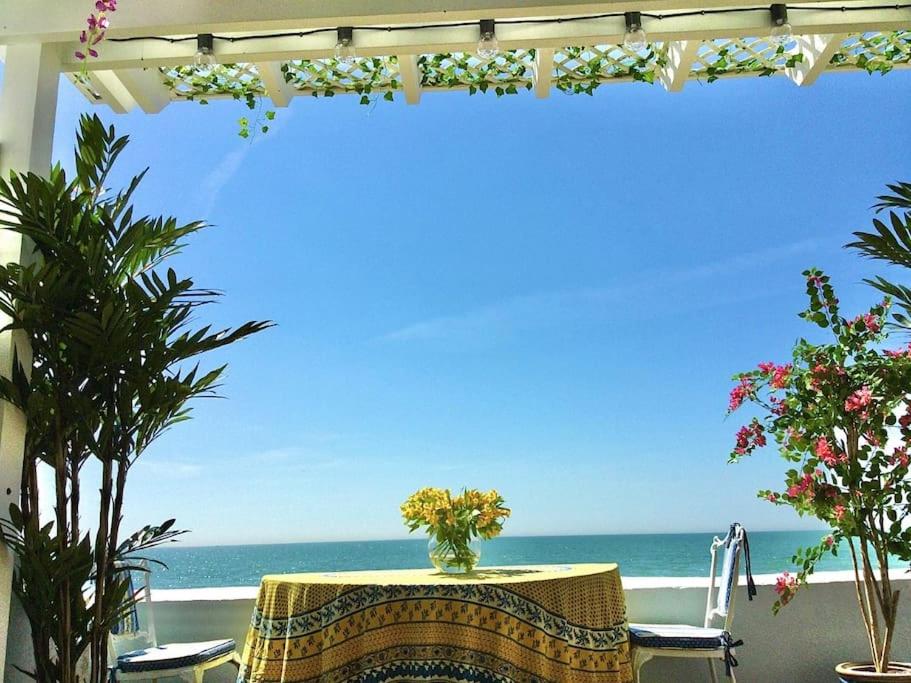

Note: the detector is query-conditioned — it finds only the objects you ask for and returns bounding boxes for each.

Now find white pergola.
[0,0,909,672]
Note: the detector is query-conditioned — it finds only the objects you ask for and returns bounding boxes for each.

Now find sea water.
[145,530,862,589]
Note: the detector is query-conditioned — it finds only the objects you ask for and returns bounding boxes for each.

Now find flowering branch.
[728,268,911,672]
[75,0,117,65]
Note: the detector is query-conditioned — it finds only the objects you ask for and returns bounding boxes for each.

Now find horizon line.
[165,527,832,550]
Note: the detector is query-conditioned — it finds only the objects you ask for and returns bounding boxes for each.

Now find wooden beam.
[112,67,171,113]
[255,61,295,107]
[398,54,422,104]
[55,3,911,73]
[786,33,846,86]
[0,0,870,44]
[85,70,139,113]
[657,40,701,91]
[533,47,554,98]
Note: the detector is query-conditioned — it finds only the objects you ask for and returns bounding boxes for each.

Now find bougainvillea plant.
[728,269,911,673]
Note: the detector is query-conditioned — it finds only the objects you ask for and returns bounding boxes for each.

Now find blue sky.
[36,67,911,545]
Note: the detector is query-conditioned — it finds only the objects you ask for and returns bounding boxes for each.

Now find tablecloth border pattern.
[249,582,628,651]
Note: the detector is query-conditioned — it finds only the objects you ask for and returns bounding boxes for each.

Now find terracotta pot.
[837,662,911,682]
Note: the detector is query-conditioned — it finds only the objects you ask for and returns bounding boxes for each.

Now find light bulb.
[769,5,792,45]
[623,12,647,52]
[623,27,648,51]
[769,22,793,45]
[335,27,356,64]
[194,34,216,68]
[477,19,499,58]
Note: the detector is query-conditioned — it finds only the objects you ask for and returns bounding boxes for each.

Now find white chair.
[630,523,755,682]
[109,562,241,682]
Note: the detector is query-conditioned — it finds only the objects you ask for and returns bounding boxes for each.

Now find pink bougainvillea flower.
[758,361,776,374]
[845,386,873,414]
[786,471,820,500]
[815,436,845,468]
[775,572,799,605]
[728,377,755,413]
[770,396,788,416]
[833,504,846,522]
[825,535,835,547]
[891,447,910,469]
[770,364,792,390]
[885,344,911,358]
[767,492,778,502]
[733,421,766,456]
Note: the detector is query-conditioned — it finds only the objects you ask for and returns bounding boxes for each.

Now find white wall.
[7,573,911,682]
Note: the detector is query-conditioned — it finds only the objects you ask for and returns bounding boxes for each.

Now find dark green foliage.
[0,114,271,683]
[847,182,911,328]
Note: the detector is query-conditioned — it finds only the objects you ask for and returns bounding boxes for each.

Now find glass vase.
[428,535,482,574]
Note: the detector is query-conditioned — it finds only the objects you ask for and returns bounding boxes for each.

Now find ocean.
[145,530,863,589]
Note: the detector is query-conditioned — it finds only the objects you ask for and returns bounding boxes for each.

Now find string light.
[107,4,911,50]
[193,33,215,68]
[477,19,499,58]
[334,26,356,63]
[769,4,794,44]
[623,12,648,51]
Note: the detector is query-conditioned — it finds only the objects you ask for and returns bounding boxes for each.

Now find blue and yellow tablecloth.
[239,563,632,683]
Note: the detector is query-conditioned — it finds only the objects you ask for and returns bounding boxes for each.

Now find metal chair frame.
[108,562,241,683]
[631,526,744,683]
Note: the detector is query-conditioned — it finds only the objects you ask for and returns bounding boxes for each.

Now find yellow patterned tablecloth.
[239,563,632,683]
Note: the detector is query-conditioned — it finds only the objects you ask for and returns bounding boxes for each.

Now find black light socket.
[480,19,496,35]
[197,33,214,52]
[337,26,354,43]
[770,4,788,26]
[624,11,643,32]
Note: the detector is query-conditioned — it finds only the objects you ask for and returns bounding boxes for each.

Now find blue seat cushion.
[116,639,236,673]
[629,623,728,650]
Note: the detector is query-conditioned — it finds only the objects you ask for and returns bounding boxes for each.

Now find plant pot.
[428,535,481,574]
[836,662,911,682]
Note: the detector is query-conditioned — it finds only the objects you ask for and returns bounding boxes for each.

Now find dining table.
[238,562,633,683]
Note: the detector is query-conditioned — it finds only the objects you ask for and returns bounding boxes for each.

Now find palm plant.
[847,182,911,328]
[0,114,271,683]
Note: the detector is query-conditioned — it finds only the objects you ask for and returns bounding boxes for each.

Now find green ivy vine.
[419,50,534,96]
[160,64,275,138]
[553,46,666,95]
[700,43,803,82]
[829,31,911,74]
[282,56,400,104]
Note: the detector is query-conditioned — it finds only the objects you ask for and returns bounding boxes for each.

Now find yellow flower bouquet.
[401,487,510,573]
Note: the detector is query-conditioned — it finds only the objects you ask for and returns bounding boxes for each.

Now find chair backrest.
[704,523,750,631]
[108,561,158,661]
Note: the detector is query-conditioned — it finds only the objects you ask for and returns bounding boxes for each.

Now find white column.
[0,41,61,678]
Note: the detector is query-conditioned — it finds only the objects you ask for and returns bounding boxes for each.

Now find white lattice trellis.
[553,44,667,91]
[830,31,911,71]
[419,50,535,93]
[283,56,401,99]
[160,63,265,102]
[690,37,794,80]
